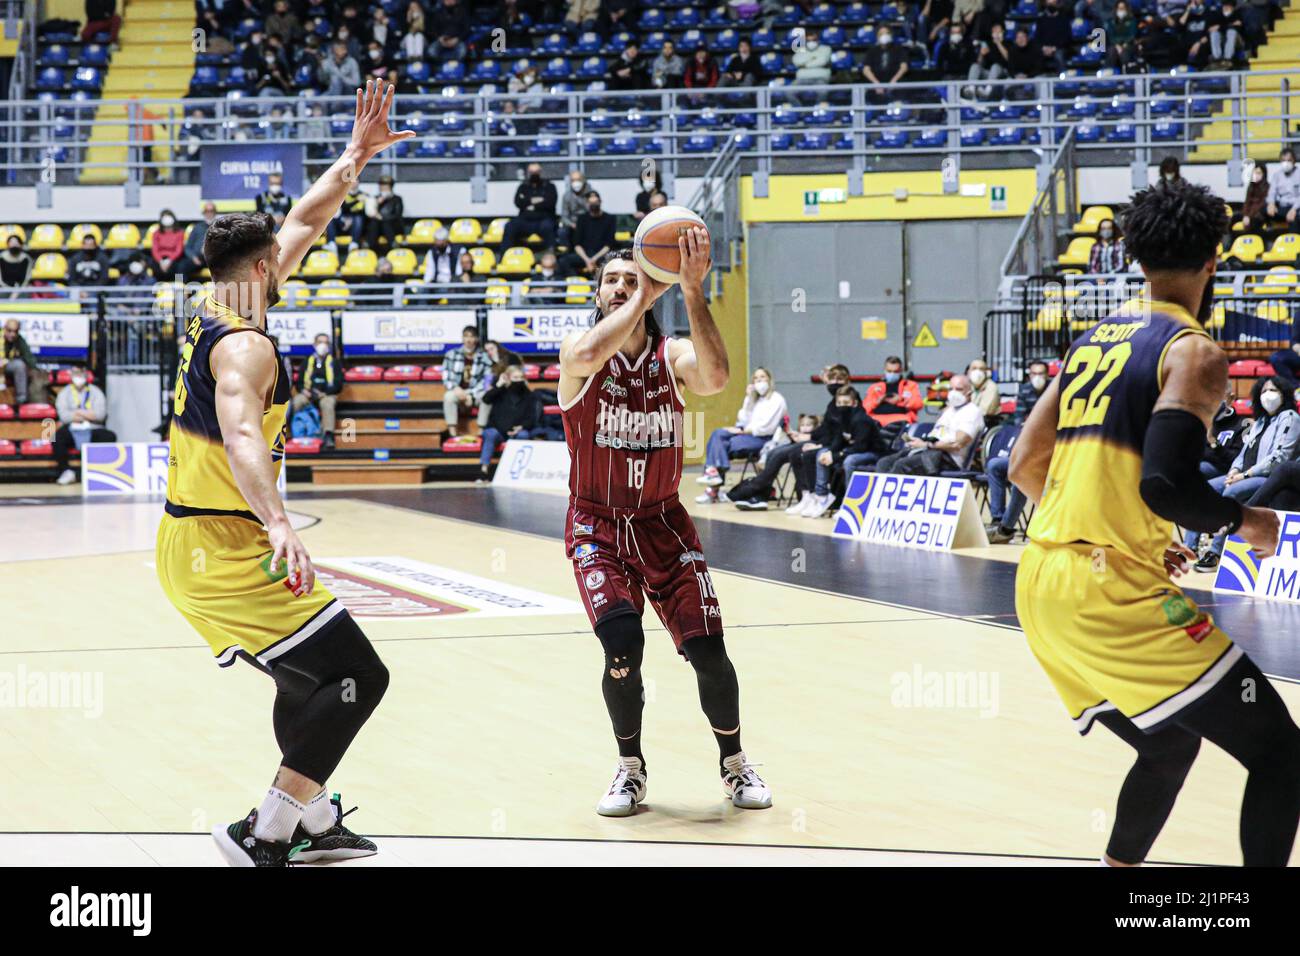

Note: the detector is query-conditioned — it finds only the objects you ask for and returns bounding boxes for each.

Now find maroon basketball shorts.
[564,494,723,651]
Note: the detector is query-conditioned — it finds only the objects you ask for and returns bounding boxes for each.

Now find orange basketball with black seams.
[632,205,708,284]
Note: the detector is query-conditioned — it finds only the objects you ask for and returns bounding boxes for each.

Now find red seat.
[54,368,95,385]
[344,365,384,381]
[1047,360,1061,376]
[1258,363,1277,377]
[522,363,541,380]
[1233,398,1254,416]
[0,404,13,419]
[542,364,562,380]
[542,404,562,415]
[1228,359,1264,377]
[422,365,444,380]
[20,438,53,456]
[285,436,323,454]
[999,398,1016,415]
[0,439,15,456]
[383,364,423,382]
[19,403,56,420]
[442,435,483,452]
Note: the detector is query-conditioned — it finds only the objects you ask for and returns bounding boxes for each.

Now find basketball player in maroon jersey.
[558,232,772,816]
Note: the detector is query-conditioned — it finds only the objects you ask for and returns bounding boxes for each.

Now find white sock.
[301,789,337,835]
[252,788,305,844]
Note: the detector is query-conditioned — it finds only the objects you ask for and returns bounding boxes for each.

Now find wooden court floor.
[0,483,1296,866]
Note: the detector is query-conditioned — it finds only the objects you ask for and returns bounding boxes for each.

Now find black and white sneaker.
[290,794,379,863]
[721,752,773,810]
[596,756,647,817]
[212,810,292,867]
[734,497,769,511]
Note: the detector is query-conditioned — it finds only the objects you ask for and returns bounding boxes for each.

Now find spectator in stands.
[793,30,833,85]
[1105,1,1139,69]
[327,182,368,250]
[1158,155,1183,185]
[319,41,361,96]
[935,23,976,78]
[83,0,122,45]
[648,191,669,212]
[685,48,720,92]
[722,38,764,87]
[602,0,636,35]
[1077,0,1118,23]
[51,365,113,485]
[1088,218,1129,272]
[864,355,925,426]
[526,251,566,305]
[635,167,663,222]
[363,39,393,79]
[730,365,850,512]
[455,251,477,286]
[421,228,465,291]
[255,173,293,228]
[292,333,343,451]
[968,22,1010,96]
[1268,334,1300,387]
[1184,375,1300,570]
[799,386,878,517]
[365,175,405,249]
[1179,0,1213,67]
[484,339,523,376]
[952,0,987,36]
[1034,0,1073,72]
[508,64,544,115]
[560,191,617,278]
[560,170,594,247]
[1240,162,1269,233]
[874,373,985,475]
[565,0,601,33]
[1,235,33,298]
[1266,148,1300,231]
[150,209,185,282]
[652,39,686,88]
[478,364,542,480]
[442,324,493,437]
[68,233,110,288]
[1209,0,1244,65]
[182,202,217,275]
[610,42,649,90]
[1238,0,1274,52]
[696,367,788,502]
[504,163,559,250]
[431,0,470,60]
[1202,382,1249,478]
[985,360,1050,543]
[116,256,153,290]
[371,7,395,53]
[1007,26,1043,77]
[863,28,911,93]
[255,45,295,98]
[921,0,956,47]
[2,319,47,404]
[266,0,303,45]
[966,359,1000,417]
[731,411,820,511]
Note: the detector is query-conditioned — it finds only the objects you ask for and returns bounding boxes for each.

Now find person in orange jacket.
[863,355,924,426]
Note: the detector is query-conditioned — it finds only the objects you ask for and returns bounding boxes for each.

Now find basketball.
[632,205,709,284]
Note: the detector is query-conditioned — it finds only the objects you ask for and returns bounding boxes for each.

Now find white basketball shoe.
[785,491,812,514]
[722,752,773,809]
[596,756,647,817]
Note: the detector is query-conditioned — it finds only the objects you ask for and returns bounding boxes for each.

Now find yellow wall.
[46,0,85,21]
[684,241,749,465]
[740,168,1039,223]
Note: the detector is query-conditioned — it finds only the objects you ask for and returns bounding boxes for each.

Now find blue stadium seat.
[683,133,718,152]
[191,65,220,94]
[604,31,634,54]
[541,32,569,54]
[415,139,447,158]
[38,45,69,67]
[440,111,469,133]
[1154,66,1193,95]
[1053,70,1084,98]
[875,128,910,149]
[811,104,847,125]
[452,138,477,158]
[81,44,109,67]
[759,52,784,75]
[587,108,615,129]
[991,102,1023,122]
[1070,17,1091,40]
[705,5,730,25]
[849,25,877,49]
[577,56,607,79]
[1149,95,1177,115]
[579,133,602,153]
[71,67,102,92]
[1069,45,1103,68]
[436,60,465,83]
[405,60,430,84]
[750,29,776,51]
[809,3,836,24]
[574,31,603,54]
[36,67,65,91]
[1102,95,1135,118]
[1063,96,1098,120]
[732,110,757,127]
[960,127,986,147]
[608,133,640,154]
[1152,120,1184,141]
[622,108,655,129]
[877,2,902,20]
[914,127,947,148]
[1075,121,1103,143]
[402,112,432,135]
[638,8,665,29]
[330,113,353,137]
[677,29,703,53]
[712,29,739,53]
[694,107,722,128]
[821,25,847,47]
[1189,96,1213,116]
[772,103,801,127]
[843,2,872,24]
[541,57,570,81]
[960,104,988,123]
[670,6,700,28]
[730,131,756,150]
[771,131,795,150]
[882,102,912,124]
[774,6,801,26]
[471,59,501,81]
[1105,122,1136,143]
[1011,0,1038,15]
[990,125,1024,146]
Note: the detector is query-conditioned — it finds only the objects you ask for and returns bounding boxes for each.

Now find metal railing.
[12,69,1300,190]
[1000,126,1078,280]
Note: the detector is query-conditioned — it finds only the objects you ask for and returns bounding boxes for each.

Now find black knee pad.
[681,634,730,675]
[596,611,645,682]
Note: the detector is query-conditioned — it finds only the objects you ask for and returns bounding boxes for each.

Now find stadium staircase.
[1193,9,1300,162]
[80,0,193,184]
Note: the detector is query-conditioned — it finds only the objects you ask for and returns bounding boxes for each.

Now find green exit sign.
[804,188,846,205]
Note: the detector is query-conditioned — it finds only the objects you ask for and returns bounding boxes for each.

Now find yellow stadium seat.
[386,248,418,277]
[103,223,141,250]
[1223,233,1264,263]
[1057,236,1094,267]
[312,279,350,307]
[401,278,428,306]
[482,217,509,245]
[340,248,379,277]
[301,249,340,277]
[1262,233,1300,263]
[1207,302,1226,330]
[0,224,27,244]
[614,229,633,243]
[405,219,443,245]
[1073,205,1114,235]
[1027,304,1065,332]
[1256,299,1291,323]
[497,246,535,276]
[142,223,159,248]
[449,218,483,245]
[1250,265,1298,296]
[65,224,103,247]
[485,280,511,306]
[468,246,496,274]
[565,276,594,305]
[31,252,67,280]
[154,284,176,309]
[278,279,311,309]
[28,224,65,251]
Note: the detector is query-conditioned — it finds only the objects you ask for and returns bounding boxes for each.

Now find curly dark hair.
[202,212,276,280]
[1250,375,1296,419]
[1120,180,1227,272]
[592,248,661,339]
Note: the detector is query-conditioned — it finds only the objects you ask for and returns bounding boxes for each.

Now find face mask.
[642,178,654,190]
[370,49,382,60]
[805,40,818,49]
[950,33,962,44]
[1030,374,1047,391]
[161,216,175,227]
[1283,161,1296,174]
[529,173,541,184]
[1262,391,1283,414]
[315,342,330,356]
[969,369,987,387]
[1117,8,1128,16]
[265,55,277,65]
[70,375,86,388]
[129,261,144,274]
[1163,172,1176,182]
[948,390,969,408]
[754,380,770,396]
[827,383,843,396]
[571,181,584,192]
[268,185,282,195]
[6,244,18,254]
[1099,227,1114,240]
[878,33,892,45]
[589,204,601,214]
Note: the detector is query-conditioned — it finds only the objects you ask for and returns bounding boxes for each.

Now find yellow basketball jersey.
[166,294,289,518]
[1027,298,1212,568]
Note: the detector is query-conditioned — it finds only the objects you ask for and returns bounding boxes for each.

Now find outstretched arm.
[275,81,415,283]
[669,226,729,396]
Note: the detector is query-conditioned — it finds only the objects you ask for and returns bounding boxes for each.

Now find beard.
[264,275,281,311]
[1196,270,1214,327]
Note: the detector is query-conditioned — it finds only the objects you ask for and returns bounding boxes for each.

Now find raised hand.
[350,80,416,160]
[677,225,713,288]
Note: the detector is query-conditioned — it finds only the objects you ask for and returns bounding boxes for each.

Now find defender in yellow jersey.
[155,82,414,867]
[1010,181,1300,867]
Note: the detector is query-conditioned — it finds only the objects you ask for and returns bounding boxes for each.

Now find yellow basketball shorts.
[156,512,345,668]
[1015,541,1243,735]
